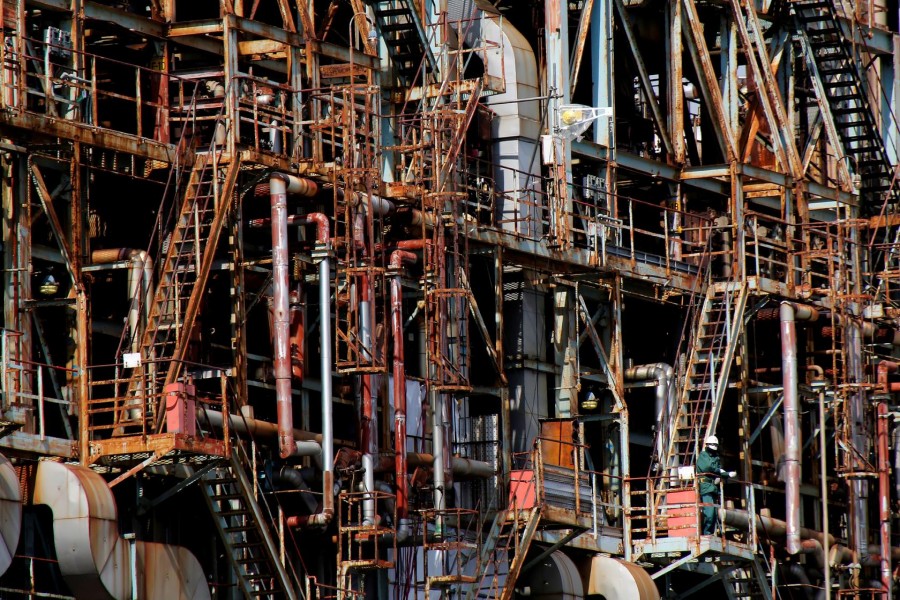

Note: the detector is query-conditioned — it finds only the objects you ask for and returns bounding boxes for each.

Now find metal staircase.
[723,558,772,600]
[792,0,898,213]
[119,147,241,433]
[368,0,438,86]
[661,282,748,472]
[465,507,541,600]
[201,447,300,600]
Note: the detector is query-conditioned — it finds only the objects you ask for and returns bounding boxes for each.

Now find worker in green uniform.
[696,435,735,535]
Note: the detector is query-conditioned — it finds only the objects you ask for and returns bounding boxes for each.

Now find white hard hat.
[705,435,719,447]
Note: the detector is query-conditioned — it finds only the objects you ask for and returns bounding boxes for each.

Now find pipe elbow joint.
[303,213,331,244]
[780,301,818,323]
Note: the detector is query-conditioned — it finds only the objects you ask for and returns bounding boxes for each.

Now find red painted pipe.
[390,248,419,520]
[877,361,897,597]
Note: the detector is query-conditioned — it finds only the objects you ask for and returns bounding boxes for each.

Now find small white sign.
[123,353,142,369]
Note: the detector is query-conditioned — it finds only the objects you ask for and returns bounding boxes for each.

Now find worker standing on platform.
[697,435,736,535]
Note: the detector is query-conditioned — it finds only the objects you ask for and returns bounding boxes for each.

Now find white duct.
[448,0,542,238]
[585,555,660,600]
[0,452,22,577]
[516,550,583,599]
[34,461,210,600]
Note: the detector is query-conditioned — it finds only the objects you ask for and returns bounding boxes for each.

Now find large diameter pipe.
[624,363,674,465]
[269,175,295,459]
[390,248,419,522]
[875,361,895,600]
[198,407,322,447]
[780,302,817,555]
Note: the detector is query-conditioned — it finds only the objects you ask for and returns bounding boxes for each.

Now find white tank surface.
[0,452,22,577]
[34,460,210,600]
[585,555,660,600]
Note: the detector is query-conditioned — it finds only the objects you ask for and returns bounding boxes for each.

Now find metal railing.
[0,31,177,140]
[460,159,713,276]
[524,437,619,536]
[0,329,73,439]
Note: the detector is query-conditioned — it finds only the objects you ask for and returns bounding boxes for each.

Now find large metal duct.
[447,0,542,238]
[34,460,210,600]
[584,555,660,600]
[0,452,21,577]
[515,550,583,599]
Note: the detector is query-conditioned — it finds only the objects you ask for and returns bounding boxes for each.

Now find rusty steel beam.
[0,112,175,163]
[29,164,78,288]
[680,0,736,162]
[569,0,595,99]
[33,0,222,55]
[727,0,801,177]
[614,0,674,157]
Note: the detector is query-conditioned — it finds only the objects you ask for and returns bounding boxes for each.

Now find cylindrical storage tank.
[517,550,583,599]
[584,555,660,600]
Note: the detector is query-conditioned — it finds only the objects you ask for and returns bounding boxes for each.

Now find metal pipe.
[259,172,322,463]
[819,391,831,600]
[360,273,376,526]
[893,425,900,506]
[390,247,419,524]
[780,302,818,555]
[876,361,896,599]
[197,406,322,444]
[847,321,870,562]
[345,191,395,217]
[877,400,892,598]
[623,363,673,420]
[372,453,494,478]
[268,174,294,459]
[89,248,153,354]
[307,212,333,527]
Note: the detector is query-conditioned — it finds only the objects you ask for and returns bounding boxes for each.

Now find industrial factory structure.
[0,0,899,597]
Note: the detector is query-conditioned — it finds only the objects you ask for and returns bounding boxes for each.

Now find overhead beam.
[569,0,596,98]
[680,0,737,162]
[32,0,222,55]
[614,0,674,156]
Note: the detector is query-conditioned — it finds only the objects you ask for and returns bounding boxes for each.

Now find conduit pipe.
[389,240,423,535]
[780,301,818,555]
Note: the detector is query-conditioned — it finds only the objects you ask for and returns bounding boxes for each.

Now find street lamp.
[557,103,613,142]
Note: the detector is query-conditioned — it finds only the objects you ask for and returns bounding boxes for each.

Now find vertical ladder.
[201,451,299,600]
[368,0,438,86]
[465,507,541,600]
[662,282,748,471]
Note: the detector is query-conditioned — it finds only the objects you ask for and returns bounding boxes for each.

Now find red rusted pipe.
[877,361,897,597]
[269,174,294,460]
[266,171,327,462]
[390,248,419,521]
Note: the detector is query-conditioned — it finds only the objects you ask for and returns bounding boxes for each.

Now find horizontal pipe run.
[374,453,494,478]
